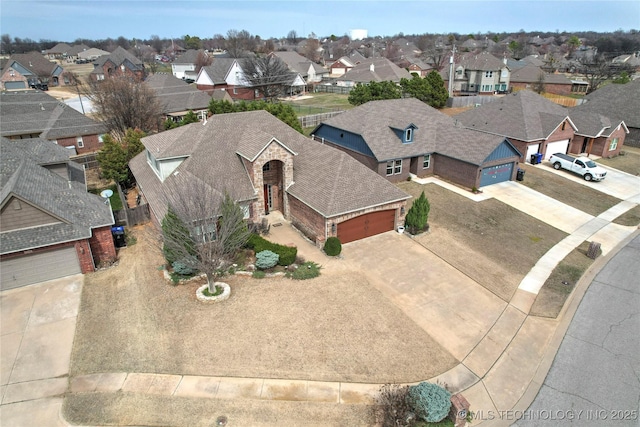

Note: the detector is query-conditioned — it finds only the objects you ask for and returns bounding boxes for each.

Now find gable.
[9,61,33,76]
[484,139,522,162]
[0,195,63,232]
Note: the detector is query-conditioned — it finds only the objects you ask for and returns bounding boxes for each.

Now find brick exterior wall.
[56,134,102,154]
[509,119,576,162]
[92,60,145,82]
[75,239,95,273]
[288,195,326,243]
[569,125,627,158]
[510,82,573,96]
[1,67,28,90]
[433,155,480,188]
[89,226,117,267]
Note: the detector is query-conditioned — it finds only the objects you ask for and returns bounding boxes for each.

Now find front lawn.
[398,182,567,301]
[596,146,640,176]
[518,163,621,216]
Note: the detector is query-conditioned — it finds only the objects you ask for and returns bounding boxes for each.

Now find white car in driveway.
[548,153,607,181]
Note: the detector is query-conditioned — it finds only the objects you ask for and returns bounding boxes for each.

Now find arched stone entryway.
[261,160,284,215]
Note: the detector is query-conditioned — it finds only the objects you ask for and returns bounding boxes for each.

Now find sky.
[1,0,639,42]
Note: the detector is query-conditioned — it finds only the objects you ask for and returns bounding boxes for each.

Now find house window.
[76,136,84,148]
[192,223,217,243]
[9,69,15,77]
[233,86,238,95]
[387,159,402,175]
[405,128,413,142]
[609,138,618,151]
[262,162,270,172]
[97,74,105,81]
[423,154,431,169]
[485,71,493,78]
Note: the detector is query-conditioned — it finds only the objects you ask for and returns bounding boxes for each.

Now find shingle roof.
[510,64,572,85]
[454,90,572,142]
[6,52,59,77]
[337,58,412,83]
[91,46,143,72]
[130,110,409,221]
[0,138,114,254]
[318,98,509,165]
[198,58,242,84]
[174,49,206,64]
[272,51,317,77]
[458,51,506,71]
[145,73,212,114]
[572,79,640,128]
[0,91,108,139]
[46,43,72,54]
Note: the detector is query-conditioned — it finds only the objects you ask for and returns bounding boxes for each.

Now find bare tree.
[225,29,255,58]
[533,72,546,94]
[88,76,162,137]
[241,55,295,100]
[577,54,634,93]
[287,30,298,45]
[301,38,321,62]
[194,50,213,73]
[161,181,250,293]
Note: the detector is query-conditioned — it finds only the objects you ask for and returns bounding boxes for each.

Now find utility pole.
[448,44,456,98]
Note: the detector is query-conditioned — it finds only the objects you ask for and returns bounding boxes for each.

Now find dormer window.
[405,128,413,143]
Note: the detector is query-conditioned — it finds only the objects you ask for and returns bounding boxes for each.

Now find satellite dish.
[100,189,114,198]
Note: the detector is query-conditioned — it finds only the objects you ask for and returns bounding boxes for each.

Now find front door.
[263,184,272,214]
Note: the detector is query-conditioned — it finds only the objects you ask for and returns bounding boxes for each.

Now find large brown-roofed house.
[312,98,522,189]
[1,137,116,289]
[145,73,212,122]
[1,52,66,90]
[509,64,575,96]
[130,110,409,245]
[336,57,413,87]
[90,46,145,81]
[0,91,108,155]
[454,90,577,163]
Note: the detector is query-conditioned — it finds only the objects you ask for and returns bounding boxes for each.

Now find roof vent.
[370,63,375,72]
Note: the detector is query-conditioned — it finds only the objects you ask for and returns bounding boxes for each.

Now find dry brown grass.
[613,205,640,227]
[70,225,456,384]
[397,181,567,301]
[597,146,640,176]
[518,163,622,216]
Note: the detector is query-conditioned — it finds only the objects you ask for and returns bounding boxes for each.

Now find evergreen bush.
[246,234,297,266]
[406,382,451,423]
[323,236,342,256]
[255,250,279,270]
[172,260,197,276]
[404,191,430,235]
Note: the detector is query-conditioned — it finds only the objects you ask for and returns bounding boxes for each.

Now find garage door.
[545,139,570,160]
[337,210,395,244]
[526,144,541,163]
[1,246,81,290]
[480,163,514,187]
[4,81,27,90]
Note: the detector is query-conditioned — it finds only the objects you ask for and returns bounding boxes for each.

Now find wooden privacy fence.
[71,152,99,169]
[114,183,150,226]
[313,85,352,95]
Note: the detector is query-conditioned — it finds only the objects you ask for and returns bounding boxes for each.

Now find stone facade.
[249,141,295,221]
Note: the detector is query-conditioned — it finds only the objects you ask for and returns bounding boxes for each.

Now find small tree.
[532,72,545,94]
[404,191,430,235]
[161,183,251,292]
[241,54,296,101]
[96,128,146,185]
[347,81,403,106]
[406,382,451,423]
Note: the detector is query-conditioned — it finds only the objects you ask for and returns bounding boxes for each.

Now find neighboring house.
[129,110,409,245]
[328,56,356,77]
[336,57,413,87]
[171,49,207,80]
[90,46,145,81]
[0,52,66,90]
[444,51,510,94]
[407,58,433,77]
[272,51,329,83]
[65,44,91,62]
[0,137,116,290]
[195,58,258,100]
[454,90,577,163]
[611,52,640,73]
[571,79,640,148]
[312,98,522,189]
[45,43,73,60]
[145,73,212,122]
[509,64,575,95]
[568,109,628,158]
[78,48,110,61]
[0,91,108,155]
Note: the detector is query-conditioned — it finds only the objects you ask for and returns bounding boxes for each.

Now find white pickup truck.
[548,153,607,181]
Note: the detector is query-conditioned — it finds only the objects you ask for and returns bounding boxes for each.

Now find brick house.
[455,90,578,163]
[90,46,145,81]
[312,98,522,189]
[145,73,212,122]
[1,52,66,90]
[0,91,108,155]
[568,110,629,158]
[195,58,259,101]
[509,64,574,96]
[129,110,409,245]
[0,138,116,290]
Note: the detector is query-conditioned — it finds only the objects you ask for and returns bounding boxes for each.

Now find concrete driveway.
[0,275,83,426]
[540,160,640,201]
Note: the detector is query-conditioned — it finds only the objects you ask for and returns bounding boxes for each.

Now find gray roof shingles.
[571,79,640,128]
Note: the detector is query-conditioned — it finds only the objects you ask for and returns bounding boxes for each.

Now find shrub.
[246,234,297,266]
[405,191,430,235]
[406,382,451,423]
[252,270,266,279]
[373,384,415,427]
[287,261,321,280]
[255,250,279,270]
[172,260,197,276]
[323,236,342,256]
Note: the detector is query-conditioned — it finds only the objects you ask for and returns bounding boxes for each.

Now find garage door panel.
[4,81,27,90]
[337,210,395,244]
[545,140,569,160]
[1,246,81,290]
[480,163,513,187]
